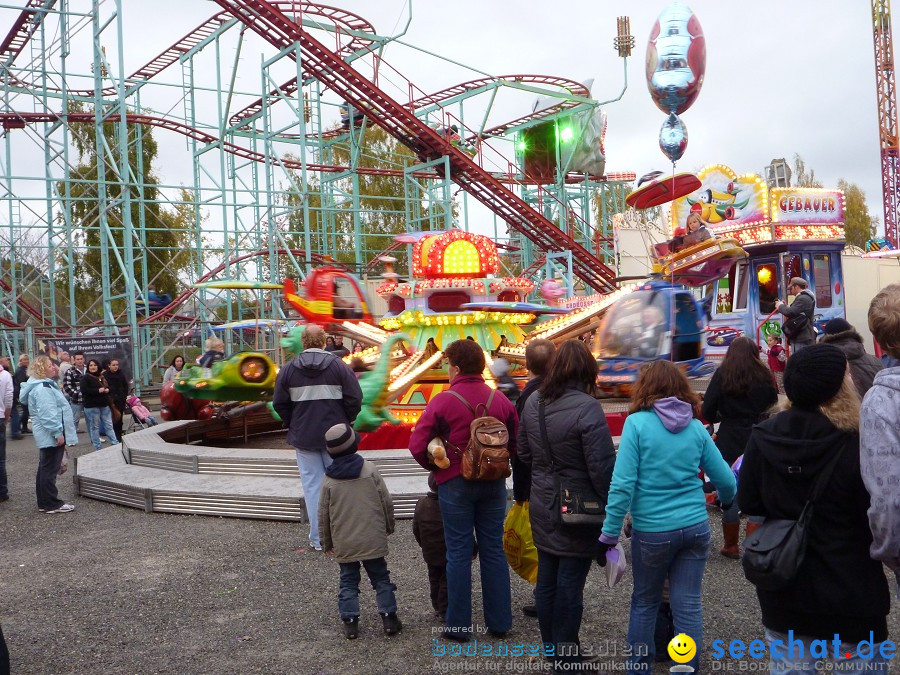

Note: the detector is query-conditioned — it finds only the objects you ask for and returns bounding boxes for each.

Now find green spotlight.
[559,126,574,143]
[517,139,527,152]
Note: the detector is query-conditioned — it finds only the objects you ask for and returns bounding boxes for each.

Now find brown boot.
[720,521,740,559]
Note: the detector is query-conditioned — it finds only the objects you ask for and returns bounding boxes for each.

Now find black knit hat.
[783,344,847,408]
[823,318,853,335]
[325,423,360,458]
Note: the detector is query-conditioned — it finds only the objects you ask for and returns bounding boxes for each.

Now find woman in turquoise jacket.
[20,355,78,513]
[598,360,736,672]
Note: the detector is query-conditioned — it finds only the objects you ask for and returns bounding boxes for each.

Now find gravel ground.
[2,431,898,675]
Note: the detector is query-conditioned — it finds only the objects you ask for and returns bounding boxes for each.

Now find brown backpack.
[445,390,511,481]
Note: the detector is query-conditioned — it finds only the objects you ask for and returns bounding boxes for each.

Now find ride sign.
[771,188,844,225]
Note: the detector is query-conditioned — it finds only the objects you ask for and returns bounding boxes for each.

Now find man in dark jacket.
[511,339,555,619]
[776,277,816,351]
[12,354,30,436]
[819,318,883,398]
[272,325,363,551]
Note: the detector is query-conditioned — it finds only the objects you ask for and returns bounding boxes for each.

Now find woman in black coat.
[103,358,129,441]
[701,337,777,558]
[518,340,616,671]
[738,345,889,670]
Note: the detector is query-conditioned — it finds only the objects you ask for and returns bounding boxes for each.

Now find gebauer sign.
[771,188,844,225]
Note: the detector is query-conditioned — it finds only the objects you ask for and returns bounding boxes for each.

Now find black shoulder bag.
[539,399,604,526]
[741,446,844,591]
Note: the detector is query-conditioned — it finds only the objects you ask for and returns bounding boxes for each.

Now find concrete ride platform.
[74,421,432,522]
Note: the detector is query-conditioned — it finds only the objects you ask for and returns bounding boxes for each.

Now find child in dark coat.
[413,473,447,618]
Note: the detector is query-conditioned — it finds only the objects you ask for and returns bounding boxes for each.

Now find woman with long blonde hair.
[738,344,889,671]
[19,355,78,513]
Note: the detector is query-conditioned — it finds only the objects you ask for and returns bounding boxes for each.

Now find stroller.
[125,395,158,433]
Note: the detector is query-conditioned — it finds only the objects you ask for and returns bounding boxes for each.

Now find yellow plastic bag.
[503,501,539,585]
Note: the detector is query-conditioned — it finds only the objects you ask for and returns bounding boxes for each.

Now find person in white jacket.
[20,355,78,513]
[0,358,12,502]
[861,283,900,579]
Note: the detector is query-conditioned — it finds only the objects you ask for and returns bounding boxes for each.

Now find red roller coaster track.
[212,0,618,293]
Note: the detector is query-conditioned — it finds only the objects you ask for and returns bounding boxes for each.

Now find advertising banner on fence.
[37,336,134,383]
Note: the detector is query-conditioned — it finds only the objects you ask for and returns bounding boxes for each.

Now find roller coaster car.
[174,352,277,402]
[282,268,374,327]
[651,237,747,288]
[594,281,713,395]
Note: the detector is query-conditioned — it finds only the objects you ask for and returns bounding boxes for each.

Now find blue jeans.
[764,628,890,672]
[338,557,397,620]
[627,520,711,673]
[10,403,27,436]
[295,447,332,547]
[35,445,65,511]
[0,421,7,498]
[84,406,118,450]
[535,550,593,668]
[438,476,511,637]
[69,403,83,432]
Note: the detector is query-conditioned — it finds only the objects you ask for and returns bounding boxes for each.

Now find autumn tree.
[793,154,878,249]
[793,154,822,188]
[838,179,878,249]
[58,102,195,319]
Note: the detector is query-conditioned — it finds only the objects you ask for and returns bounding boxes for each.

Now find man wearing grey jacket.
[860,283,900,579]
[777,277,817,352]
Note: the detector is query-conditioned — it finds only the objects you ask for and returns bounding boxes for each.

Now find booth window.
[757,263,777,314]
[813,255,833,308]
[733,262,748,311]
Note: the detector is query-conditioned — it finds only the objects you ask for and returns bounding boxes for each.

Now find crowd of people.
[2,279,899,672]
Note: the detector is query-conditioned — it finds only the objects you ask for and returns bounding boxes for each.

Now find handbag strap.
[538,398,556,473]
[806,444,845,505]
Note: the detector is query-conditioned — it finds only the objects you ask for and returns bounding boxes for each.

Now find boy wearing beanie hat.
[861,283,900,576]
[319,423,401,639]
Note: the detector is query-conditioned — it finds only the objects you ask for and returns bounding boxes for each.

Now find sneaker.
[522,604,538,618]
[342,617,359,640]
[312,544,323,551]
[381,612,402,636]
[0,495,9,503]
[45,503,75,514]
[11,435,23,440]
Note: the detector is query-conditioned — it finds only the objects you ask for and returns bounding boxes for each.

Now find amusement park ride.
[0,0,875,426]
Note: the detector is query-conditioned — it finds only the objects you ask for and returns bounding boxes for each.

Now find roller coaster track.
[212,0,618,293]
[1,2,375,99]
[0,278,46,326]
[136,247,343,325]
[0,111,633,189]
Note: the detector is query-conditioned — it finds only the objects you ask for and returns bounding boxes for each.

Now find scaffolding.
[0,1,634,390]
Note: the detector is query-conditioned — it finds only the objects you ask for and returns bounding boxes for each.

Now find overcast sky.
[0,1,888,237]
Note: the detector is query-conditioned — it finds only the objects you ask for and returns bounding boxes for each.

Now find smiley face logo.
[668,633,696,663]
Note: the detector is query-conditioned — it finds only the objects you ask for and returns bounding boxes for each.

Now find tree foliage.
[792,154,878,249]
[280,124,455,276]
[838,179,878,249]
[793,154,822,188]
[57,102,194,319]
